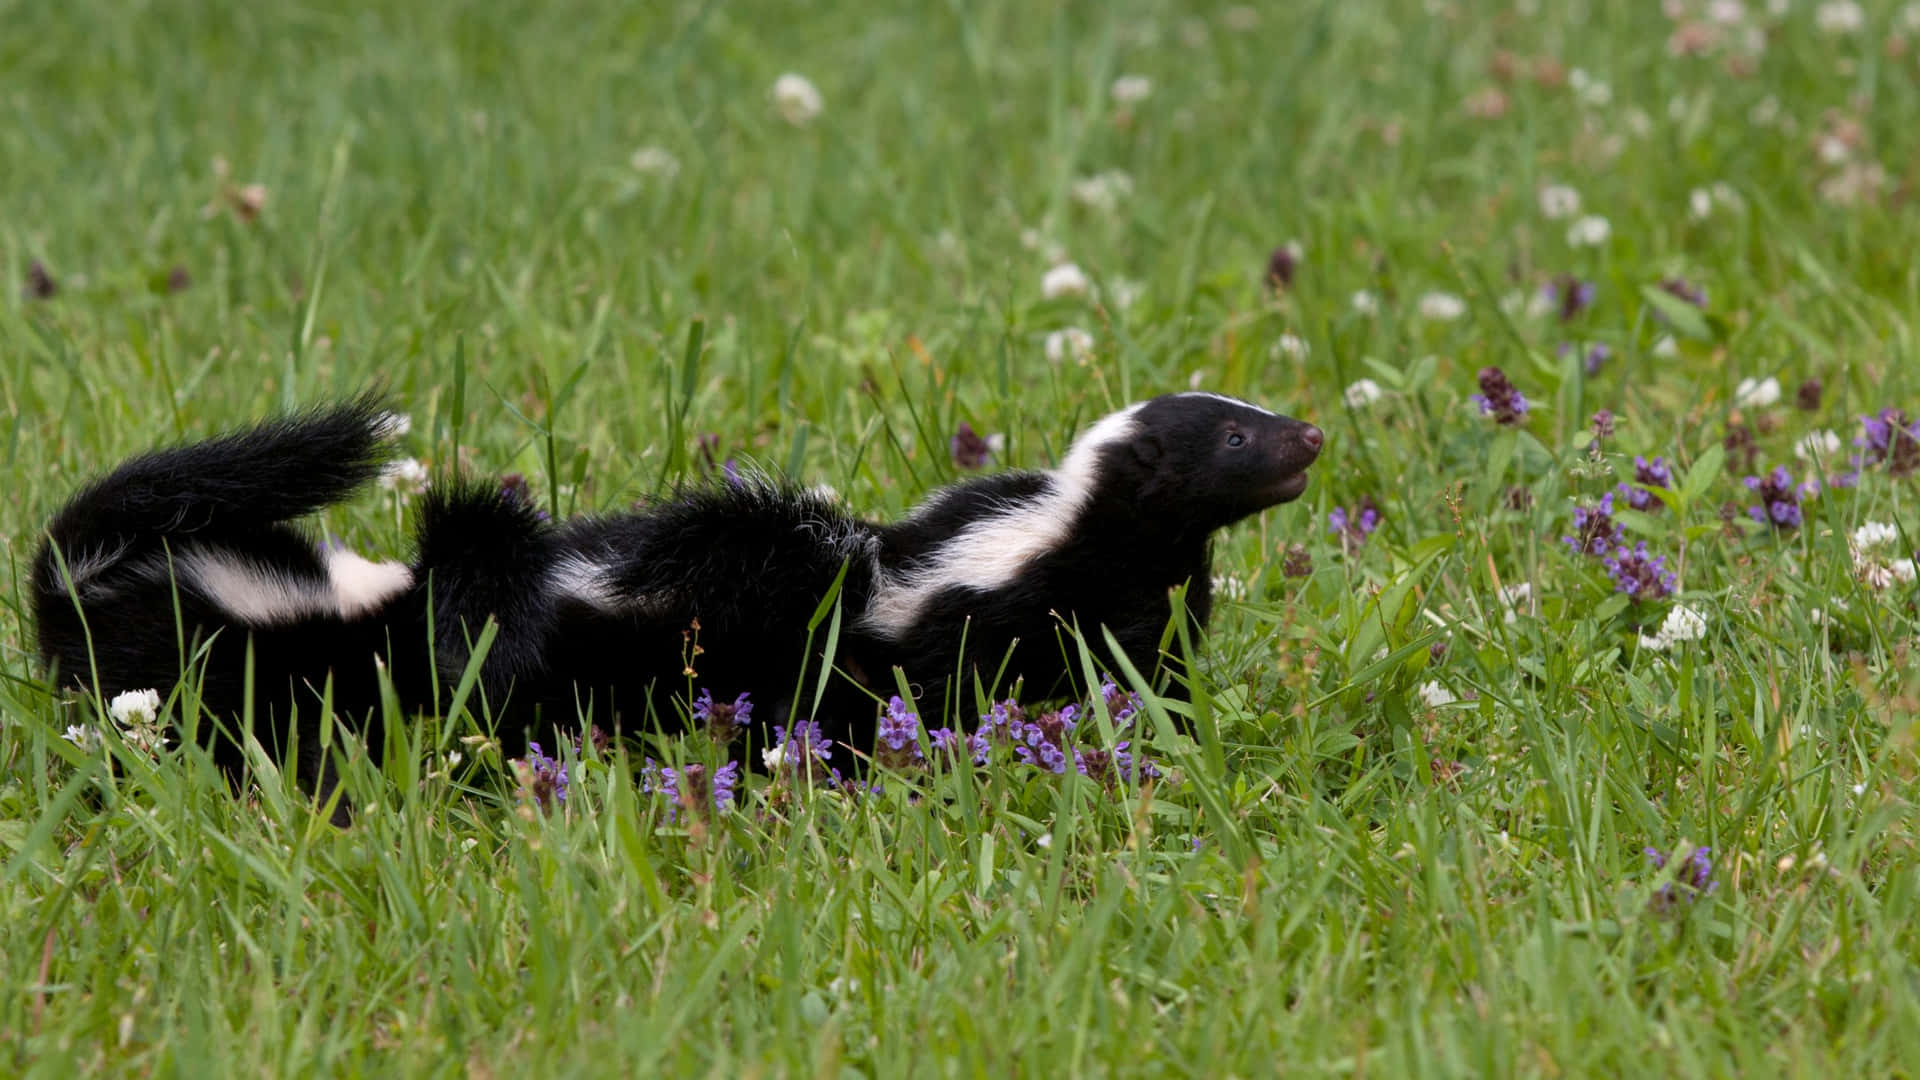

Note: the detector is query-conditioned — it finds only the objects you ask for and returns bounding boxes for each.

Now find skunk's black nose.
[1300,425,1323,454]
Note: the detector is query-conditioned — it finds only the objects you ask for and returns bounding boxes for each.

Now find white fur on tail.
[861,403,1145,639]
[326,549,414,616]
[181,547,412,625]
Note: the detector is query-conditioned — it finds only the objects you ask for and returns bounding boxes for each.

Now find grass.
[5,0,1920,1074]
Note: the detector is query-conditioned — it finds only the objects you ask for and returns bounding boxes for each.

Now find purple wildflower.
[1073,742,1139,789]
[691,688,753,744]
[1604,542,1677,602]
[1543,275,1595,322]
[1097,676,1143,729]
[642,759,740,818]
[1329,495,1382,549]
[772,719,837,784]
[1013,705,1078,774]
[1470,366,1530,426]
[928,727,960,760]
[1744,465,1815,530]
[1591,409,1615,440]
[1644,845,1717,913]
[1854,408,1920,480]
[1723,423,1759,473]
[516,742,569,809]
[950,423,998,470]
[1563,492,1624,556]
[1618,456,1673,512]
[23,260,56,300]
[1266,244,1298,290]
[967,729,992,766]
[722,459,743,488]
[876,695,925,767]
[1583,344,1611,376]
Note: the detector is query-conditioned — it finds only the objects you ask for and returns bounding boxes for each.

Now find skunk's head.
[1074,392,1323,532]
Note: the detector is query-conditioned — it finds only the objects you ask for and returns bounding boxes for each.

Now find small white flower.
[1688,188,1714,221]
[109,688,161,727]
[1417,681,1457,708]
[1344,378,1384,408]
[460,837,480,852]
[446,750,465,768]
[770,73,825,125]
[1645,604,1710,650]
[1809,607,1830,626]
[380,457,430,495]
[629,146,682,180]
[1211,574,1247,601]
[1351,289,1381,315]
[1816,135,1852,165]
[1035,832,1053,849]
[1496,582,1533,624]
[1271,333,1310,360]
[1734,376,1782,409]
[1815,1,1864,33]
[1568,69,1612,108]
[1041,262,1091,300]
[1796,430,1843,461]
[62,724,102,751]
[1708,0,1746,22]
[1538,184,1582,220]
[123,726,169,753]
[761,745,787,770]
[1652,335,1679,358]
[1044,327,1095,365]
[1070,171,1134,213]
[1110,75,1153,105]
[1853,521,1900,550]
[1566,215,1611,247]
[1852,782,1867,795]
[1418,291,1466,321]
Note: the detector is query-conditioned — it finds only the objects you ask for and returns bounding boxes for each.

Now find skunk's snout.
[1274,419,1323,473]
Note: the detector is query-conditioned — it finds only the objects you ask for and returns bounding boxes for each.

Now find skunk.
[33,391,1321,810]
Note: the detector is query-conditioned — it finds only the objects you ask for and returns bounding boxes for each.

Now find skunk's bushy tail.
[33,395,398,682]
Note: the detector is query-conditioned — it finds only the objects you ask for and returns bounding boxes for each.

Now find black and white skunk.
[33,391,1321,805]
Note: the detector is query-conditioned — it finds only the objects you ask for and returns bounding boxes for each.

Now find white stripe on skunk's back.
[861,403,1144,640]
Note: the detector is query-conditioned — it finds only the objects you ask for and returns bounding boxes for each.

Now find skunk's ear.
[1131,433,1164,468]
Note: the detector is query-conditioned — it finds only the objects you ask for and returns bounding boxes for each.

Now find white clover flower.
[1796,429,1843,461]
[1271,333,1310,360]
[629,146,682,180]
[1815,1,1864,33]
[771,73,825,125]
[1497,582,1533,624]
[1708,0,1747,22]
[1418,291,1466,321]
[1044,327,1095,364]
[1566,215,1611,247]
[1041,262,1091,300]
[1417,681,1457,708]
[109,688,161,726]
[123,726,170,754]
[1070,171,1134,213]
[1734,375,1782,408]
[1644,604,1710,650]
[1110,75,1153,105]
[1816,135,1852,165]
[1344,378,1384,408]
[62,724,102,751]
[1538,184,1582,220]
[1351,289,1381,315]
[1211,574,1247,601]
[1853,521,1900,550]
[1689,188,1714,221]
[1568,68,1612,107]
[761,745,787,770]
[1652,335,1679,358]
[380,457,430,495]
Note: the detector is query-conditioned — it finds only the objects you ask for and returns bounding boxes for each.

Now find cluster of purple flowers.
[1644,845,1717,914]
[1603,542,1677,602]
[874,695,960,769]
[964,678,1160,789]
[692,688,753,744]
[1851,408,1920,482]
[1544,275,1596,322]
[1471,366,1530,426]
[1618,456,1672,512]
[1328,496,1382,549]
[1564,494,1675,601]
[1563,493,1624,556]
[641,759,742,819]
[1744,465,1816,529]
[517,742,570,809]
[950,423,997,471]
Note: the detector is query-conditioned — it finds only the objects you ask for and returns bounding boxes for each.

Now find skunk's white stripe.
[183,551,339,626]
[326,549,413,616]
[862,403,1144,639]
[1178,391,1277,417]
[550,554,621,610]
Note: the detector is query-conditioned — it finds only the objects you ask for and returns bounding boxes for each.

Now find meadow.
[5,0,1920,1074]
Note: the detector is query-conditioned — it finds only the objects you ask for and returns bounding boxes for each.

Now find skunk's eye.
[1225,431,1246,448]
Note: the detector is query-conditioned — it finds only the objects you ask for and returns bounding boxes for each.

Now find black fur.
[33,392,1322,811]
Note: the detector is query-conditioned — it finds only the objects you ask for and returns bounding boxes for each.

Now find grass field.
[7,0,1920,1074]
